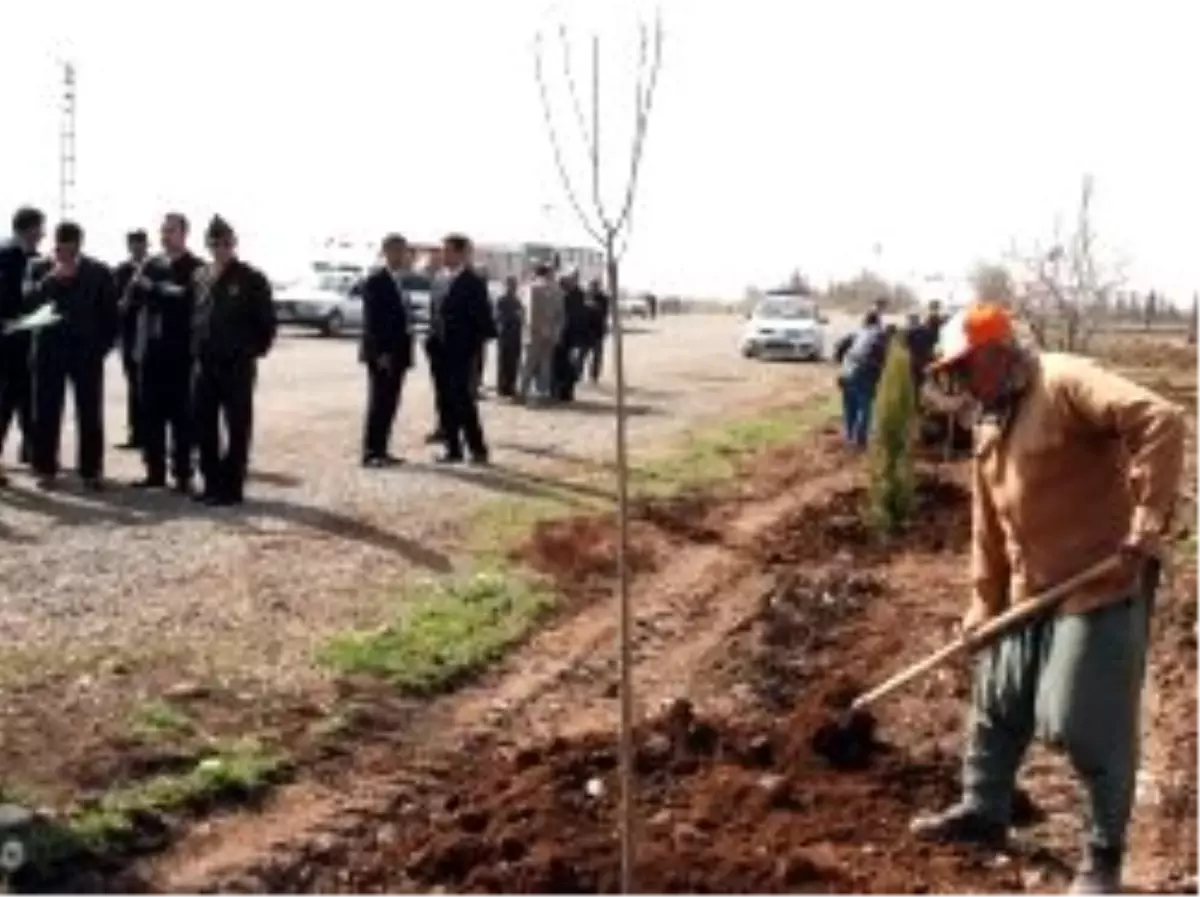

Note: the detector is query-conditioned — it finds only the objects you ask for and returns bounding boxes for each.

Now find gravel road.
[0,314,839,689]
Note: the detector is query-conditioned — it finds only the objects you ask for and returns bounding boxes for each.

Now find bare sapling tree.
[1001,175,1129,353]
[534,11,664,893]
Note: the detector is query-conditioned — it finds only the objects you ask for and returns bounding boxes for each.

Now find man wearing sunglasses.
[191,215,276,506]
[910,301,1185,894]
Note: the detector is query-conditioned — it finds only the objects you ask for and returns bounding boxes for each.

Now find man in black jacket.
[493,275,524,399]
[579,277,610,384]
[113,229,151,450]
[28,221,119,491]
[553,270,588,401]
[0,206,45,481]
[131,213,204,492]
[191,215,276,506]
[359,233,414,467]
[427,234,495,464]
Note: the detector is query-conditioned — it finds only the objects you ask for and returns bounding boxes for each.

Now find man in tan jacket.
[910,302,1186,894]
[518,263,563,404]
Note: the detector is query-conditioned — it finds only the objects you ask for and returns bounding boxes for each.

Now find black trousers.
[0,334,33,460]
[437,359,487,459]
[32,347,105,479]
[552,340,580,401]
[363,363,405,459]
[193,359,256,500]
[425,341,445,437]
[471,345,486,395]
[495,333,522,397]
[121,348,142,445]
[579,335,605,382]
[140,356,193,484]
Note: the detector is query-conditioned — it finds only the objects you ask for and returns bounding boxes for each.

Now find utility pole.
[58,60,77,221]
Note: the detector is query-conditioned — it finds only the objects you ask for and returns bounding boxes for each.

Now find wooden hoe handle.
[849,554,1124,713]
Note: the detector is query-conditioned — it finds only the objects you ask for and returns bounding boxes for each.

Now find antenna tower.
[58,61,77,220]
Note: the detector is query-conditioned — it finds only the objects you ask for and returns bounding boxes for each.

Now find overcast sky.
[1,0,1196,299]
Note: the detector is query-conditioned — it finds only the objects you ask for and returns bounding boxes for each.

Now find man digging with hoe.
[907,302,1185,893]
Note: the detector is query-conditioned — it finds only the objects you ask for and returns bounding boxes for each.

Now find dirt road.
[0,314,825,683]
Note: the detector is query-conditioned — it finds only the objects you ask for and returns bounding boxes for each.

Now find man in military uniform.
[113,229,151,450]
[191,216,276,506]
[0,206,45,481]
[28,221,119,491]
[131,213,204,493]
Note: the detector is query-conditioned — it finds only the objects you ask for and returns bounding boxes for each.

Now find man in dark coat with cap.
[191,215,276,506]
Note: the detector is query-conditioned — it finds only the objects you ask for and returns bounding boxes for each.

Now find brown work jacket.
[970,352,1186,618]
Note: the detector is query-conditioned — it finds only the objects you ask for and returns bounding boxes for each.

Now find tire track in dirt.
[144,437,854,892]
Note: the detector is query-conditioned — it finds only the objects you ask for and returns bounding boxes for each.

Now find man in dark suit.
[112,229,151,450]
[359,233,414,467]
[0,206,45,482]
[426,234,496,464]
[132,212,205,493]
[28,221,119,491]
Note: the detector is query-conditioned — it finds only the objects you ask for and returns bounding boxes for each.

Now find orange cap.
[928,302,1014,371]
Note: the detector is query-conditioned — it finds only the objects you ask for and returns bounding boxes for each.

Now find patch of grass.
[128,700,194,740]
[633,394,840,495]
[466,393,840,547]
[8,741,284,882]
[319,572,555,695]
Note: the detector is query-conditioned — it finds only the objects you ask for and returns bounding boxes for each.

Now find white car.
[739,295,826,361]
[618,294,651,319]
[274,272,434,337]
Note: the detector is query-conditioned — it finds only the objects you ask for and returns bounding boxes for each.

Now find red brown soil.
[19,383,1195,894]
[244,475,1048,895]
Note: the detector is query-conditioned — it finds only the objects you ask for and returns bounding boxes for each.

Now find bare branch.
[612,12,664,236]
[534,29,604,246]
[591,34,607,227]
[557,23,594,157]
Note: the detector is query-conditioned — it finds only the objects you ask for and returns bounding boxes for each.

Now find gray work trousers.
[519,338,555,399]
[962,567,1157,852]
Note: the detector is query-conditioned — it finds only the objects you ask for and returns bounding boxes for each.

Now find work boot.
[1069,846,1123,894]
[909,802,1008,848]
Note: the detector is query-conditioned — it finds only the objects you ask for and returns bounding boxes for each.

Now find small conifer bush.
[868,339,918,534]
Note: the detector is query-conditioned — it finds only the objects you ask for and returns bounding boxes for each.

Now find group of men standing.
[358,233,612,467]
[0,206,276,505]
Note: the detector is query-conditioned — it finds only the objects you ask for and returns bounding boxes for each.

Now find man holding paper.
[27,221,119,491]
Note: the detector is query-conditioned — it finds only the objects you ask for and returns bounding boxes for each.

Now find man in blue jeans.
[837,310,887,448]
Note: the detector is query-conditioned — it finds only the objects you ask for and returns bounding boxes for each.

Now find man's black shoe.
[910,803,1008,848]
[116,439,140,451]
[424,431,444,445]
[468,453,490,467]
[131,477,166,489]
[172,480,194,497]
[81,477,105,493]
[434,452,464,465]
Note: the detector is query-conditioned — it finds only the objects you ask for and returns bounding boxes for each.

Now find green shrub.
[868,340,918,534]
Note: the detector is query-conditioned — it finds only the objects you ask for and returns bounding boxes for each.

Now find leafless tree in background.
[534,11,664,893]
[999,175,1129,352]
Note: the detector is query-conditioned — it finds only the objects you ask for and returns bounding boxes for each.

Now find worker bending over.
[910,302,1185,895]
